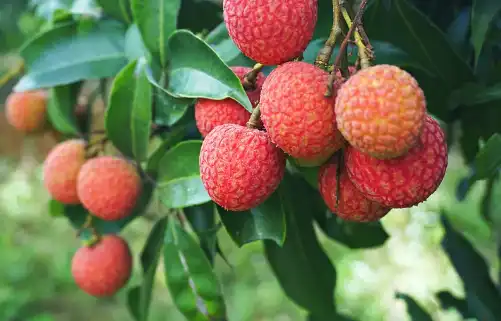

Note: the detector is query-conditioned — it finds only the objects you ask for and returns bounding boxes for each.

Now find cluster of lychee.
[4,90,140,297]
[199,0,448,221]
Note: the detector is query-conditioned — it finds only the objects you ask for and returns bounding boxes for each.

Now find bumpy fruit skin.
[43,139,86,204]
[195,66,265,137]
[77,156,141,220]
[5,90,47,132]
[71,235,132,297]
[223,0,318,65]
[318,161,390,222]
[345,115,447,208]
[335,64,426,159]
[260,61,345,166]
[199,124,286,211]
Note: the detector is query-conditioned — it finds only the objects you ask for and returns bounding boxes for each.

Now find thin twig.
[315,0,342,70]
[341,5,372,69]
[242,63,264,90]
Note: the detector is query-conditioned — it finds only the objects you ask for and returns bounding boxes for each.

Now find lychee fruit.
[199,124,286,211]
[259,61,345,166]
[77,156,142,221]
[318,160,391,222]
[223,0,318,65]
[71,234,132,297]
[345,115,447,208]
[335,64,426,159]
[43,139,86,204]
[5,90,48,132]
[195,66,265,137]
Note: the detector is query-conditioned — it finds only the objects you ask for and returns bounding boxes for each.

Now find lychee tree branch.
[242,63,264,90]
[315,0,342,70]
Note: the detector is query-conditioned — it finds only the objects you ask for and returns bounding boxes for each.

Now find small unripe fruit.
[5,90,47,132]
[335,64,426,159]
[223,0,318,65]
[77,156,142,221]
[260,61,345,166]
[318,160,390,222]
[71,235,132,297]
[43,139,86,204]
[345,115,447,208]
[199,124,286,211]
[195,66,265,137]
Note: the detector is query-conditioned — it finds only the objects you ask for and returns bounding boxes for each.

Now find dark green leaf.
[157,140,210,208]
[264,174,336,318]
[48,199,65,217]
[436,291,474,319]
[441,215,501,321]
[217,186,286,247]
[131,60,153,162]
[308,313,357,321]
[127,217,167,321]
[446,7,472,60]
[15,20,127,91]
[131,0,181,66]
[396,293,433,321]
[471,0,501,68]
[96,0,132,23]
[125,24,149,61]
[163,219,226,320]
[471,134,501,181]
[165,30,253,112]
[177,0,222,33]
[47,82,82,136]
[450,82,501,108]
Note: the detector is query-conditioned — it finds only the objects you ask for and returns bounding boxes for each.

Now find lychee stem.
[341,5,373,69]
[246,105,262,129]
[242,63,264,91]
[315,0,342,70]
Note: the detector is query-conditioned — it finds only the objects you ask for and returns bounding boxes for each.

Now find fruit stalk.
[341,4,373,69]
[246,105,262,129]
[242,63,264,90]
[314,0,342,70]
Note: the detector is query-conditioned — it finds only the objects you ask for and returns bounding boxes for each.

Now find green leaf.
[105,59,153,162]
[163,219,226,320]
[436,291,474,319]
[441,215,501,321]
[471,0,501,68]
[157,140,210,208]
[131,0,181,67]
[450,82,501,108]
[396,293,433,321]
[48,199,65,217]
[365,0,473,89]
[217,186,286,247]
[47,82,82,136]
[264,174,336,318]
[96,0,132,23]
[471,134,501,181]
[127,216,167,321]
[165,30,253,112]
[125,24,149,61]
[15,20,127,91]
[177,0,222,33]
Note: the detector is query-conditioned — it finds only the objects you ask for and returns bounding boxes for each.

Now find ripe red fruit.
[43,139,86,204]
[335,64,426,159]
[260,61,345,166]
[199,124,286,211]
[71,234,132,297]
[345,115,447,208]
[77,156,142,221]
[195,66,265,137]
[5,90,47,132]
[318,160,391,222]
[223,0,318,65]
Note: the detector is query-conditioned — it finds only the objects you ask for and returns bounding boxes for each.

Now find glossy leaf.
[446,7,472,60]
[165,30,253,112]
[131,0,181,66]
[125,24,149,61]
[47,82,82,136]
[470,0,501,68]
[471,134,501,181]
[396,293,433,321]
[157,140,210,208]
[163,219,226,320]
[96,0,132,23]
[127,217,167,321]
[264,174,336,318]
[15,20,127,91]
[450,82,501,108]
[131,59,153,162]
[441,215,501,321]
[436,291,474,319]
[217,187,286,247]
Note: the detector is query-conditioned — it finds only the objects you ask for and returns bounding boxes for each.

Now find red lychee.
[345,115,447,208]
[223,0,318,65]
[195,66,265,137]
[5,90,47,132]
[259,61,345,166]
[199,124,286,211]
[43,139,86,204]
[77,156,142,221]
[335,64,426,159]
[71,234,132,297]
